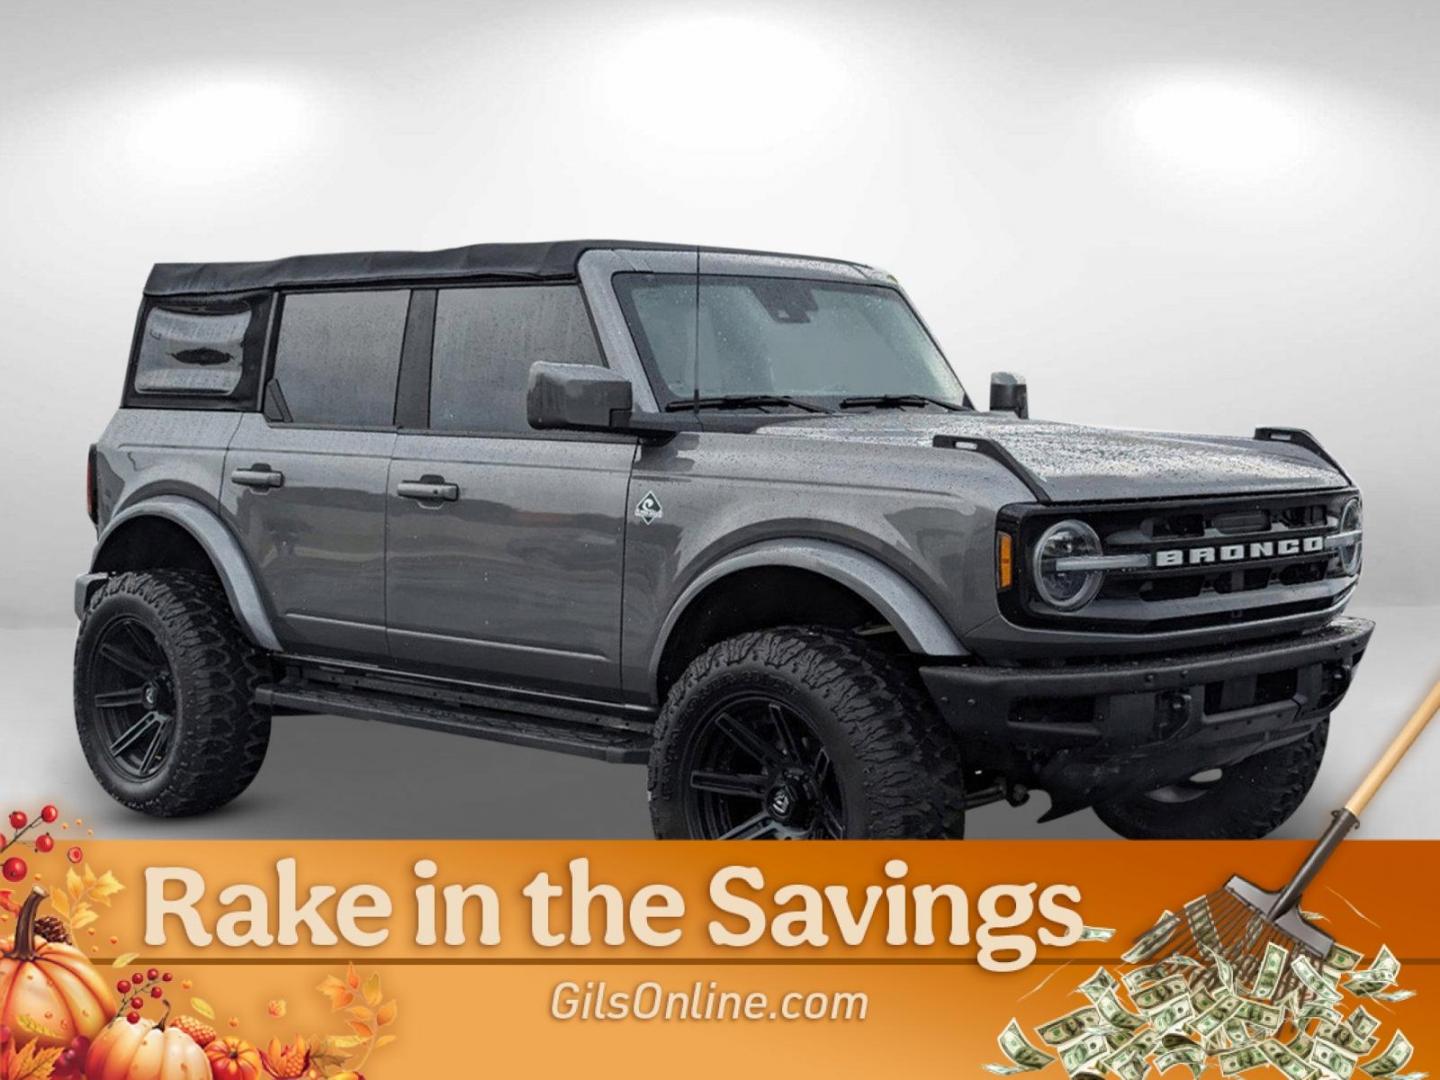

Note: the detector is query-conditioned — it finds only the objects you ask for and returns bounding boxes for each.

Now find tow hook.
[1156,690,1192,739]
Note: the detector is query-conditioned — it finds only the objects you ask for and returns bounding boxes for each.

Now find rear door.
[386,283,635,697]
[220,289,414,659]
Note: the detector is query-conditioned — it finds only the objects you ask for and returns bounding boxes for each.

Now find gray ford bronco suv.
[75,240,1372,840]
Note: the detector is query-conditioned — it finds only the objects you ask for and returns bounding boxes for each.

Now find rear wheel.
[648,627,966,839]
[75,570,271,817]
[1093,720,1328,839]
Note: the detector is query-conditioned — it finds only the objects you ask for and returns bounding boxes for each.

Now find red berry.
[147,968,159,981]
[150,986,163,999]
[66,846,83,864]
[41,806,59,824]
[35,834,54,853]
[132,972,144,986]
[2,857,26,882]
[8,811,26,830]
[116,980,131,994]
[130,996,144,1010]
[161,972,173,982]
[126,1012,140,1025]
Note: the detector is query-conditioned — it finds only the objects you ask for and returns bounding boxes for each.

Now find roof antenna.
[691,246,701,418]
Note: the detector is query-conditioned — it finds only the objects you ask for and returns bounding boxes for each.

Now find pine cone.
[33,915,70,944]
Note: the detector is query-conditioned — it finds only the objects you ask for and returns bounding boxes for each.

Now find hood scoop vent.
[932,434,1052,503]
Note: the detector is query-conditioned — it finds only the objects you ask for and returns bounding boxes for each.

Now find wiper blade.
[664,394,829,414]
[838,394,963,412]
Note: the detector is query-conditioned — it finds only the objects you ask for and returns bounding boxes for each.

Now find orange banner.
[1,840,1434,1078]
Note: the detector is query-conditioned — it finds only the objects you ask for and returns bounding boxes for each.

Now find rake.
[1128,678,1440,1004]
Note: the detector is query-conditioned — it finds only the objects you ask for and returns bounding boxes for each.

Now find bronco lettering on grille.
[1154,535,1325,568]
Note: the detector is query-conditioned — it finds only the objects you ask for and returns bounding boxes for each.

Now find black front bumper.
[920,616,1373,819]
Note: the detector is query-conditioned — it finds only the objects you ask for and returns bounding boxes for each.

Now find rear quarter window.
[125,295,271,410]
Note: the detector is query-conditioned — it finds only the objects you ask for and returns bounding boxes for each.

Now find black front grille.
[1000,490,1358,633]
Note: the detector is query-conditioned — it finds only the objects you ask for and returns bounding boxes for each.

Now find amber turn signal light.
[996,531,1014,591]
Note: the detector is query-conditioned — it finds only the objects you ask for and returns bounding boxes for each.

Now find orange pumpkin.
[86,1014,210,1080]
[206,1035,263,1080]
[0,887,115,1049]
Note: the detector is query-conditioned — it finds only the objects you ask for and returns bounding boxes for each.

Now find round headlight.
[1032,520,1105,611]
[1337,497,1362,575]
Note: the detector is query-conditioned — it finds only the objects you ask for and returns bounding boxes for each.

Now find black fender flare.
[649,538,966,687]
[82,495,282,652]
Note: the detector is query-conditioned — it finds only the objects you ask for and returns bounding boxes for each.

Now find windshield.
[613,273,967,410]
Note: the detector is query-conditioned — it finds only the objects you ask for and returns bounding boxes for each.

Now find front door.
[220,289,412,659]
[385,283,635,696]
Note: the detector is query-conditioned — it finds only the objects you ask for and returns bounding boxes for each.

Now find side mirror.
[989,371,1028,419]
[527,362,635,432]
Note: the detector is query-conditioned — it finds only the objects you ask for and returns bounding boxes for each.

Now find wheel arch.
[650,539,965,698]
[83,495,282,652]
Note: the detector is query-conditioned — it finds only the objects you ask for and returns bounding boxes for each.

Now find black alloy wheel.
[88,616,178,781]
[648,627,968,840]
[681,693,846,839]
[75,570,271,817]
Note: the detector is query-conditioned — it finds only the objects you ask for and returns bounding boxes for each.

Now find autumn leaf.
[191,998,216,1020]
[52,867,124,939]
[14,1014,64,1041]
[361,972,382,1008]
[0,891,20,917]
[111,952,139,968]
[5,1041,63,1080]
[317,976,354,1011]
[314,965,398,1078]
[90,871,124,906]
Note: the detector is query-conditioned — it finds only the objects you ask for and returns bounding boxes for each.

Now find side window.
[135,308,248,395]
[269,291,410,426]
[429,285,601,434]
[127,296,270,408]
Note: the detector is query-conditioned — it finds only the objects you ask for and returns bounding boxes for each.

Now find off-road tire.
[74,570,271,817]
[1094,719,1328,840]
[648,627,966,839]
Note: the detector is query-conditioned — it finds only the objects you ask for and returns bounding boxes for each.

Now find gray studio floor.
[1,602,1433,840]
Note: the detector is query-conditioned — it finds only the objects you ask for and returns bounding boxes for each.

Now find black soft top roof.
[144,239,861,298]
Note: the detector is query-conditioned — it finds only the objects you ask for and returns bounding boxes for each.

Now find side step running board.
[254,683,652,765]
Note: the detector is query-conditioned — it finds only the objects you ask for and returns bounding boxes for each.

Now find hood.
[755,412,1348,502]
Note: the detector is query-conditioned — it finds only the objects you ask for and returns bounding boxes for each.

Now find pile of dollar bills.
[986,911,1420,1079]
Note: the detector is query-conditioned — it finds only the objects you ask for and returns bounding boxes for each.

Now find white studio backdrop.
[3,0,1438,626]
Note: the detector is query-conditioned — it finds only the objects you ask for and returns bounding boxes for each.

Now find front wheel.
[647,627,966,839]
[1093,720,1328,840]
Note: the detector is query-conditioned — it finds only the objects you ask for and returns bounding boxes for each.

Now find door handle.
[231,464,285,489]
[397,477,459,502]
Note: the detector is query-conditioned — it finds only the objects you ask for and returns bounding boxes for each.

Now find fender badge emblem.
[635,491,663,525]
